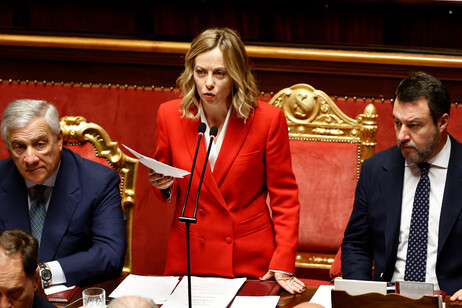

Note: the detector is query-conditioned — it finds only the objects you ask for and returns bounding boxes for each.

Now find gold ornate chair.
[268,83,378,276]
[60,116,138,273]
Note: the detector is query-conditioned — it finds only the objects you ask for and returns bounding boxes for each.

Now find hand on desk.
[450,288,462,301]
[260,271,306,294]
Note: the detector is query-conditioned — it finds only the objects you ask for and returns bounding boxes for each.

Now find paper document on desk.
[44,284,76,295]
[231,296,279,307]
[109,274,179,304]
[122,144,189,178]
[309,285,333,308]
[162,276,246,308]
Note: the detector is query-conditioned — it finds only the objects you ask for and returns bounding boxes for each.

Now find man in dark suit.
[0,229,55,308]
[341,71,462,299]
[0,99,126,288]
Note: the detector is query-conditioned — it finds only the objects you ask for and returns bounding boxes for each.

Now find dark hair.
[0,229,38,277]
[394,71,450,124]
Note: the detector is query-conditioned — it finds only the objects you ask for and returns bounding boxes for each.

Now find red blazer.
[155,99,300,278]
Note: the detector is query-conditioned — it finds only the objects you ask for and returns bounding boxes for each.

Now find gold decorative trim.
[3,78,462,106]
[295,253,335,270]
[269,83,378,173]
[0,78,179,92]
[2,34,462,68]
[60,116,138,273]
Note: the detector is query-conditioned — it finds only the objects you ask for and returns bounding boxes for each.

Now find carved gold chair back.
[269,83,378,272]
[60,116,138,273]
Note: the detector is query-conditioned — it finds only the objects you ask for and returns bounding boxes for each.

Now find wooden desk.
[53,277,462,307]
[53,275,284,307]
[277,287,462,307]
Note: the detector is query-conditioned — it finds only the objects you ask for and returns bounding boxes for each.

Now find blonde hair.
[177,28,259,120]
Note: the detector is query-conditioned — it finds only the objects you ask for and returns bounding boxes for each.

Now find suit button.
[225,237,232,244]
[199,208,205,215]
[199,238,205,245]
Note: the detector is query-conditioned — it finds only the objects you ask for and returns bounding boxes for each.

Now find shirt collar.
[199,104,232,133]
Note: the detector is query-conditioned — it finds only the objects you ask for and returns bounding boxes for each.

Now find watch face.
[41,269,52,281]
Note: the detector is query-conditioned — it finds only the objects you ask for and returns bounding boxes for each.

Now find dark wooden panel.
[1,0,462,51]
[2,37,462,103]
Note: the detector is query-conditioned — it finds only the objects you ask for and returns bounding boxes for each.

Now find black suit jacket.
[341,136,462,295]
[32,293,55,308]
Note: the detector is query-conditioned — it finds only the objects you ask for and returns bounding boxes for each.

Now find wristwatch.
[38,263,52,288]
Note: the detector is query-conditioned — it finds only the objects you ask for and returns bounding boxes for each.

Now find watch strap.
[39,263,52,288]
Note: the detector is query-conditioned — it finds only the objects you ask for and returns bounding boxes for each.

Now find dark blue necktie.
[29,185,47,244]
[404,163,430,282]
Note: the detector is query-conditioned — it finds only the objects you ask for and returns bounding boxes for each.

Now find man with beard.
[341,71,462,300]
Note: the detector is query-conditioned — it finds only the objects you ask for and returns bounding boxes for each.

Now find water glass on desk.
[82,287,106,307]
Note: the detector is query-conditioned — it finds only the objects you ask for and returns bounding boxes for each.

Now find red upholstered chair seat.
[329,248,343,279]
[269,84,378,282]
[291,141,358,253]
[64,142,113,169]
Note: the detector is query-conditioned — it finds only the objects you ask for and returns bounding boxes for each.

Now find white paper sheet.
[334,279,387,295]
[122,144,190,178]
[44,284,76,295]
[309,285,334,308]
[108,274,179,304]
[231,296,280,308]
[162,276,246,308]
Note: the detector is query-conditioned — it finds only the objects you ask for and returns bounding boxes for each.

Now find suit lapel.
[0,162,31,231]
[183,112,254,210]
[183,116,204,170]
[180,117,227,211]
[379,147,405,271]
[182,116,208,203]
[213,112,254,186]
[40,149,81,261]
[438,136,462,255]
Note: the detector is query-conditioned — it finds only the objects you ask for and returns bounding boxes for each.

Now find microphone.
[192,126,218,220]
[179,122,206,222]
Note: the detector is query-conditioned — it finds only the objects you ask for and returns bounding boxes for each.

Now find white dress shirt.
[392,135,451,290]
[200,105,232,171]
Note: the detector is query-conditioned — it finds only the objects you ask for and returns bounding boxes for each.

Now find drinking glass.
[82,287,106,307]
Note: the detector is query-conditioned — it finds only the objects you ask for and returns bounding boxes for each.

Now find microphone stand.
[179,125,218,308]
[179,122,206,219]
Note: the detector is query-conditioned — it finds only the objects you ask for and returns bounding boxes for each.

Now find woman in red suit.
[149,27,304,294]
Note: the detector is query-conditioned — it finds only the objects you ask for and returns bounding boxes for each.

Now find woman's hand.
[260,271,306,294]
[148,169,174,190]
[450,289,462,301]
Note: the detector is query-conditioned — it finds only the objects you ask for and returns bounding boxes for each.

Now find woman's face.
[194,47,233,107]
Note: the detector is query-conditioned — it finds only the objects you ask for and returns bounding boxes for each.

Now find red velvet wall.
[1,81,462,274]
